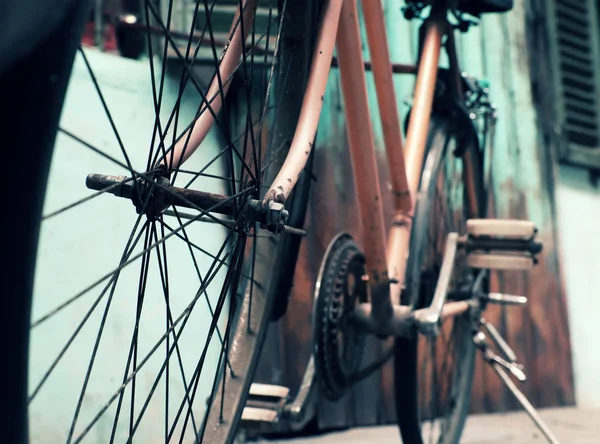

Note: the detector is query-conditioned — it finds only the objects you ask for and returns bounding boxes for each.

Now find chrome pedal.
[463,219,542,271]
[240,383,290,430]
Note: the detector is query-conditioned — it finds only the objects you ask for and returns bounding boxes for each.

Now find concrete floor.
[256,408,600,443]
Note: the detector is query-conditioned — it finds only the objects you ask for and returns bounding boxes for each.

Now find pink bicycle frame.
[172,0,476,333]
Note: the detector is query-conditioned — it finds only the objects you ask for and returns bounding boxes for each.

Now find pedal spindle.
[482,292,528,306]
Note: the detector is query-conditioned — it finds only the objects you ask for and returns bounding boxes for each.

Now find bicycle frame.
[176,0,480,336]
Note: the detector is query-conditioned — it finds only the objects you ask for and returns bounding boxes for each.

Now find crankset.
[312,233,392,401]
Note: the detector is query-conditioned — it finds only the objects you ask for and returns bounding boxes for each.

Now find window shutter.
[547,0,600,168]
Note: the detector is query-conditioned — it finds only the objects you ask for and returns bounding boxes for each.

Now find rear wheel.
[5,1,319,443]
[394,118,486,444]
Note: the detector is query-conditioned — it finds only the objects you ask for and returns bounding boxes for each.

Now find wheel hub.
[85,169,289,232]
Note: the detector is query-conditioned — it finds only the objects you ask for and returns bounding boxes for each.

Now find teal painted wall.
[30,49,228,442]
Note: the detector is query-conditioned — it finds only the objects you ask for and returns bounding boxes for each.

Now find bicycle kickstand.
[474,325,561,444]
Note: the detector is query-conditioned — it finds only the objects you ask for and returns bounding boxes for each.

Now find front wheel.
[394,117,486,444]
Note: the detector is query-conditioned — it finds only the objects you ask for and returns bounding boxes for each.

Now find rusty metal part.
[162,209,305,236]
[86,172,234,216]
[350,303,412,337]
[362,1,410,214]
[264,0,343,205]
[86,172,291,233]
[336,0,392,327]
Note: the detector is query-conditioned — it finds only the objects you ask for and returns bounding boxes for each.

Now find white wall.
[556,165,600,408]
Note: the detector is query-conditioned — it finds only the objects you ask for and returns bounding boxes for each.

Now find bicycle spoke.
[57,127,249,231]
[199,0,237,199]
[78,48,136,178]
[42,177,135,220]
[160,211,237,368]
[154,222,201,441]
[65,219,153,444]
[32,185,252,328]
[160,220,253,284]
[108,228,154,443]
[71,227,236,444]
[144,0,174,171]
[118,221,245,442]
[145,1,260,184]
[28,217,148,403]
[182,231,247,442]
[145,0,237,167]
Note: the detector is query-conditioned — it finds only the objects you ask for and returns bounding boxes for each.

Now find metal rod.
[481,318,517,362]
[440,301,470,319]
[491,363,561,444]
[413,233,459,335]
[404,18,445,197]
[162,209,306,236]
[362,0,413,306]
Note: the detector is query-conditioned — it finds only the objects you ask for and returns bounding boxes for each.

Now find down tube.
[336,0,392,324]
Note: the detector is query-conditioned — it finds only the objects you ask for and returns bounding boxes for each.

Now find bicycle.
[2,0,548,443]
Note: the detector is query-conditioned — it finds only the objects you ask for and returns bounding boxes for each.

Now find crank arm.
[412,233,459,336]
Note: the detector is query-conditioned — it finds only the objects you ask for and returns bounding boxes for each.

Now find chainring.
[313,233,368,401]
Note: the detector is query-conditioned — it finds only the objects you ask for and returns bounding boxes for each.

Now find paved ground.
[255,407,599,443]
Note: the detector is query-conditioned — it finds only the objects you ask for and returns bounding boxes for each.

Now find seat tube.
[336,0,392,327]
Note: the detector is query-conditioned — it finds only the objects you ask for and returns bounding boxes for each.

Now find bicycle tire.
[394,116,486,444]
[2,1,318,443]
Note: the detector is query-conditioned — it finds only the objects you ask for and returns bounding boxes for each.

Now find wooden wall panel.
[254,0,575,434]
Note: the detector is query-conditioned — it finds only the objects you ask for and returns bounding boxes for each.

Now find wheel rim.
[397,124,481,444]
[418,132,476,444]
[27,2,305,442]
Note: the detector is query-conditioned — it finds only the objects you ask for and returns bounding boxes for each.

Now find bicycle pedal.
[463,219,542,270]
[467,219,536,238]
[248,383,290,401]
[240,384,290,429]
